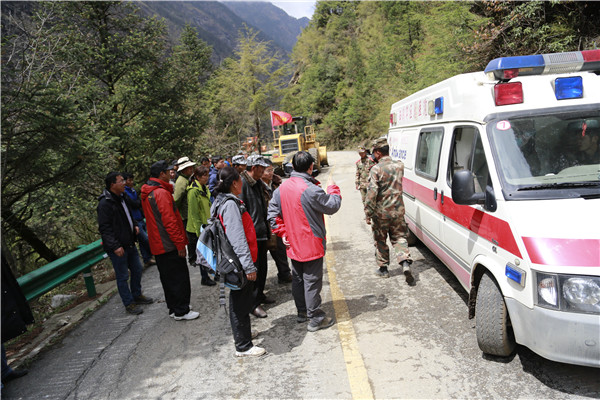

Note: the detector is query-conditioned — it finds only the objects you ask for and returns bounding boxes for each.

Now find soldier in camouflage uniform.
[355,146,376,206]
[364,137,414,283]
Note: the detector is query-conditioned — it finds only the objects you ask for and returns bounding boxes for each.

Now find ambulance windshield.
[488,108,600,198]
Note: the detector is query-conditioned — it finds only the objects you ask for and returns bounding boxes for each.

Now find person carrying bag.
[206,166,266,358]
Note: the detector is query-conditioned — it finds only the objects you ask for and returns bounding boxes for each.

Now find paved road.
[3,151,599,399]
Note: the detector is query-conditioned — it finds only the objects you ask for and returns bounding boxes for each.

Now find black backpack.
[197,198,248,291]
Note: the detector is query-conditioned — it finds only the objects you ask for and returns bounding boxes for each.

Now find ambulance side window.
[472,135,489,193]
[448,126,489,193]
[415,129,444,181]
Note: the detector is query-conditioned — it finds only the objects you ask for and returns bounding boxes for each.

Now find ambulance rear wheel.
[475,271,516,357]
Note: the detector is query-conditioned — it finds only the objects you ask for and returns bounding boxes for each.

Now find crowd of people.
[96,151,343,357]
[95,137,413,358]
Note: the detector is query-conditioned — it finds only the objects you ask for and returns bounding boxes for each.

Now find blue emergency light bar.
[485,50,600,81]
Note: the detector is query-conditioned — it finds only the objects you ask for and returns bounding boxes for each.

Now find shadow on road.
[260,283,389,357]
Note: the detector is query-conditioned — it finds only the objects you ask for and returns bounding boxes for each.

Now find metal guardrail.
[17,239,107,302]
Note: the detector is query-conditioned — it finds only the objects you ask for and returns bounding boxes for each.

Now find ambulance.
[387,50,600,367]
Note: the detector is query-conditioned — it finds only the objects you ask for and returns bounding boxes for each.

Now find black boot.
[401,260,414,284]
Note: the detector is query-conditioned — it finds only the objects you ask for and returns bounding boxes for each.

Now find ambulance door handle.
[441,190,444,205]
[433,187,438,201]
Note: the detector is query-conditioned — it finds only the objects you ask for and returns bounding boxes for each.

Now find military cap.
[372,137,389,150]
[232,155,247,165]
[358,146,367,152]
[247,155,270,168]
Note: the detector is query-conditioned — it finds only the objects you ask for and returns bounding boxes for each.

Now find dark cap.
[150,160,174,176]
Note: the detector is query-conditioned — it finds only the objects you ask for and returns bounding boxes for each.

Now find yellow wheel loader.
[270,116,328,175]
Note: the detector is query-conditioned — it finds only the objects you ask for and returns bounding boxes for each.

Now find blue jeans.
[135,220,152,263]
[108,246,143,307]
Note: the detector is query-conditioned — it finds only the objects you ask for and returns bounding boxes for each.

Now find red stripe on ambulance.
[403,177,522,258]
[522,237,600,267]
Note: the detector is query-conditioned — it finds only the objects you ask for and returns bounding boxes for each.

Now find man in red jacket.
[267,151,342,332]
[141,160,198,321]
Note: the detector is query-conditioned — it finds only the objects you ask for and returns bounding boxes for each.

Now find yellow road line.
[324,171,374,400]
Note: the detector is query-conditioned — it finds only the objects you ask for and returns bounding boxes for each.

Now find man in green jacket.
[174,157,196,227]
[173,157,197,268]
[186,165,216,286]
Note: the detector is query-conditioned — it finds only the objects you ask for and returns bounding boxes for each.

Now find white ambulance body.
[388,50,600,367]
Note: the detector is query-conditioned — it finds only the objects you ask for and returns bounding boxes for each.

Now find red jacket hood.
[141,178,173,200]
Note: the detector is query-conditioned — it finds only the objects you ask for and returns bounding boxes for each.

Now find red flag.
[270,111,293,128]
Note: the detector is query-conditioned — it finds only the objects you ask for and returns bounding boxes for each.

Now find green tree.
[284,1,482,148]
[207,26,287,153]
[166,24,213,157]
[1,2,214,272]
[466,1,600,70]
[50,1,177,174]
[1,3,100,268]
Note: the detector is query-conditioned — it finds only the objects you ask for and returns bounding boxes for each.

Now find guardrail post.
[82,267,96,298]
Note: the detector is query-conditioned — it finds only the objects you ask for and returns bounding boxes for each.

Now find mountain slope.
[137,1,288,63]
[222,1,309,52]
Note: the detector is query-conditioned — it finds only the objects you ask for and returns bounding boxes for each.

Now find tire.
[475,271,516,357]
[319,146,329,166]
[308,147,321,171]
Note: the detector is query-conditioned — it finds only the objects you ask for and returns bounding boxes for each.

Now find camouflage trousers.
[371,217,411,268]
[359,188,367,205]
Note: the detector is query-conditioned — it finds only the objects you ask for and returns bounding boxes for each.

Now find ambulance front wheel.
[475,271,516,357]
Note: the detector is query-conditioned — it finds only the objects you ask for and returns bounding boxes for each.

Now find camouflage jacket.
[364,156,405,220]
[355,156,376,190]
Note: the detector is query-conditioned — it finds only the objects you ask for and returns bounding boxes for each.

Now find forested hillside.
[2,0,599,273]
[281,1,600,148]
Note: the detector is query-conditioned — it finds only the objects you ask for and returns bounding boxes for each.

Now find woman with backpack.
[211,166,265,357]
[186,166,216,286]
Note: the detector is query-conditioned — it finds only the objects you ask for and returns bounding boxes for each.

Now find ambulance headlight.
[562,277,600,313]
[537,273,558,309]
[535,272,600,314]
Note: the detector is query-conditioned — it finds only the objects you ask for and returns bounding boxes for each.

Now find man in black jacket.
[97,172,153,315]
[240,155,273,318]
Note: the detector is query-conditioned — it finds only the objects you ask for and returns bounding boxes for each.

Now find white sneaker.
[173,310,199,321]
[170,305,193,318]
[235,346,266,357]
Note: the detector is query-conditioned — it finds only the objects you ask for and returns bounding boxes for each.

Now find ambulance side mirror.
[452,170,485,205]
[451,170,497,212]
